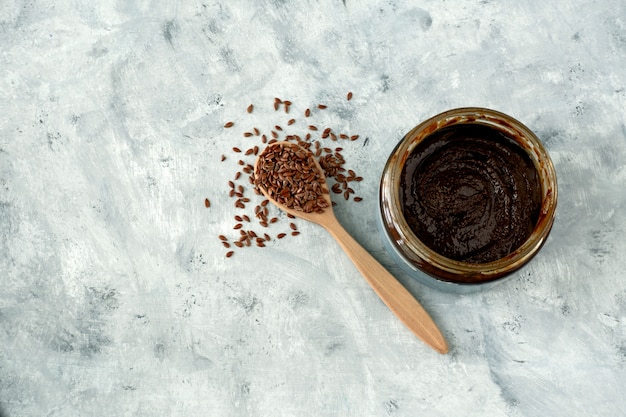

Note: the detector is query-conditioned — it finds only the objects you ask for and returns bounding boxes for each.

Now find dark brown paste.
[400,124,542,263]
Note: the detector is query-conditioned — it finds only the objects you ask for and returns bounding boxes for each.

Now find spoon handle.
[323,217,448,354]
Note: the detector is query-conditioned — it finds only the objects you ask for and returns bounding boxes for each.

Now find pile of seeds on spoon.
[214,93,365,258]
[254,142,330,214]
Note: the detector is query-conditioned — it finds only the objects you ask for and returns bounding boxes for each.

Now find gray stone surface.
[1,1,625,416]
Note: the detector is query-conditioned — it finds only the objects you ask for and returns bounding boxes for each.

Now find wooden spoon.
[254,141,448,354]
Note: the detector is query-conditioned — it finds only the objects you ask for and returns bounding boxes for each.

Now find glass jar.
[378,108,558,293]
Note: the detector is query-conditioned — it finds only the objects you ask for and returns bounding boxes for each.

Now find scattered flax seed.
[220,92,365,257]
[205,198,211,208]
[226,251,234,258]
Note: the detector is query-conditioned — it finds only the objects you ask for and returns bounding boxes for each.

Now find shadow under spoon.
[254,141,448,354]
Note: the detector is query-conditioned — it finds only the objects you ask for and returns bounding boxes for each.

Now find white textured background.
[1,1,626,416]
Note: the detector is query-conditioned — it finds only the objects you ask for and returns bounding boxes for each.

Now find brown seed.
[204,198,210,208]
[221,155,226,161]
[289,222,297,230]
[242,215,250,222]
[347,92,353,101]
[305,108,311,117]
[288,119,296,125]
[234,215,243,221]
[222,242,231,248]
[354,197,363,202]
[234,223,243,229]
[219,235,228,241]
[264,233,271,241]
[247,104,254,113]
[234,241,243,248]
[350,135,359,141]
[224,121,234,128]
[291,231,300,236]
[275,125,283,131]
[277,233,287,239]
[308,125,318,131]
[243,132,253,137]
[234,171,242,180]
[233,147,242,153]
[226,251,234,258]
[318,104,327,109]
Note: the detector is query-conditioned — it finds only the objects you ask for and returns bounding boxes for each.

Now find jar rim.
[379,107,558,284]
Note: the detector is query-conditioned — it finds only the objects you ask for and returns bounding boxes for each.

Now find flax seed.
[347,92,353,101]
[205,198,210,208]
[224,121,234,128]
[247,104,254,113]
[226,251,234,258]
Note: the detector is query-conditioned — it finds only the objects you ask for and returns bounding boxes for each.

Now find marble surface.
[2,1,626,416]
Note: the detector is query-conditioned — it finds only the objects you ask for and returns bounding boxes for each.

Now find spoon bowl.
[254,141,449,354]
